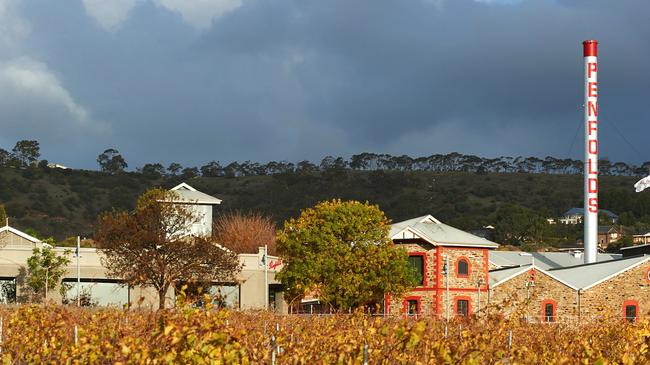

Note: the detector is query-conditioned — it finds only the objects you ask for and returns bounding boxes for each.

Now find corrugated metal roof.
[488,252,648,290]
[168,183,222,205]
[489,265,531,287]
[489,251,621,270]
[549,255,650,290]
[563,207,618,218]
[391,215,499,248]
[0,225,42,244]
[621,243,650,251]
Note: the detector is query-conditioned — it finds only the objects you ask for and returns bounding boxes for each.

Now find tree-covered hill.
[1,165,648,247]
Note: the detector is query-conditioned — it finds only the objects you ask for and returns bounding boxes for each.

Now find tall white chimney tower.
[583,40,599,264]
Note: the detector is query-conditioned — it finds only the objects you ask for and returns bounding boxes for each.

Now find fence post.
[363,343,369,365]
[271,335,276,365]
[507,330,512,352]
[74,325,78,346]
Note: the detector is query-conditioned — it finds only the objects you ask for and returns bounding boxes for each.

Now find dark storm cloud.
[1,0,649,169]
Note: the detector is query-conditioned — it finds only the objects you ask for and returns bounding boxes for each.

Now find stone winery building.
[387,215,497,318]
[2,186,649,322]
[0,183,287,312]
[390,215,650,322]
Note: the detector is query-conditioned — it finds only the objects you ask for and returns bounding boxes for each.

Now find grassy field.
[0,305,647,364]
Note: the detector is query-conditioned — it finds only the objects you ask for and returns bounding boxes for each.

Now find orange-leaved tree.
[213,212,276,255]
[95,188,241,309]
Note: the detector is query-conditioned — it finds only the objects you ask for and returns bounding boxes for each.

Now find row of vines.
[0,305,648,364]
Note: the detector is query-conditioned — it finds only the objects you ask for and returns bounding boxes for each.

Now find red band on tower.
[583,40,598,57]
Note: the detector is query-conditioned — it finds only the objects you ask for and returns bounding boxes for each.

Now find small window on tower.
[457,258,469,277]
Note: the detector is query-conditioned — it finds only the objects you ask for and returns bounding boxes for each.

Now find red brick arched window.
[456,257,471,278]
[541,299,557,322]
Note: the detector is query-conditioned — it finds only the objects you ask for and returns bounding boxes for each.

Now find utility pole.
[443,256,450,320]
[264,244,269,310]
[76,236,81,307]
[44,266,49,303]
[477,278,483,318]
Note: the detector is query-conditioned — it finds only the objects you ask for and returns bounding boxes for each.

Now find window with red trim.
[403,296,421,317]
[456,257,470,278]
[623,300,639,322]
[408,254,425,286]
[455,296,471,317]
[541,300,556,322]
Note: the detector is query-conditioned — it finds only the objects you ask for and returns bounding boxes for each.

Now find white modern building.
[0,183,286,312]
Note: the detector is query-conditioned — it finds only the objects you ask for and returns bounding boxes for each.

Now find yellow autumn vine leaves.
[0,305,648,364]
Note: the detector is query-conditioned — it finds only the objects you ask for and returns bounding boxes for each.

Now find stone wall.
[390,240,490,318]
[488,268,578,322]
[580,260,650,320]
[437,247,488,290]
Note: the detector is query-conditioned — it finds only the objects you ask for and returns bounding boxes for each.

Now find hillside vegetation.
[1,165,648,246]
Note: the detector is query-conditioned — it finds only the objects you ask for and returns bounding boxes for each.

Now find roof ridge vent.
[170,182,197,192]
[419,215,442,224]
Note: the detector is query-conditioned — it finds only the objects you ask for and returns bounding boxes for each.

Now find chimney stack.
[583,40,599,264]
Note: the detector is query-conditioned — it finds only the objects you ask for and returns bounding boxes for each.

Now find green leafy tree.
[493,204,544,245]
[167,162,183,176]
[276,199,417,311]
[12,140,40,166]
[97,148,128,173]
[140,163,165,177]
[26,246,71,302]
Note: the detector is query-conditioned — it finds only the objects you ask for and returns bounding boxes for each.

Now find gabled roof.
[488,252,649,291]
[0,225,42,244]
[549,255,650,290]
[489,251,621,271]
[168,183,222,205]
[598,225,618,234]
[489,265,532,288]
[563,208,618,219]
[391,215,499,248]
[488,264,579,290]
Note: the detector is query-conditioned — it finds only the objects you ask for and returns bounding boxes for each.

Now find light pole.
[477,278,483,318]
[76,236,81,307]
[264,244,269,310]
[442,256,450,320]
[525,279,535,322]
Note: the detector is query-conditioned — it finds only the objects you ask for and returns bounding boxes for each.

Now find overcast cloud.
[0,0,648,169]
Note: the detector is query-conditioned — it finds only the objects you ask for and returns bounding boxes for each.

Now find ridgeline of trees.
[2,139,650,249]
[3,140,650,178]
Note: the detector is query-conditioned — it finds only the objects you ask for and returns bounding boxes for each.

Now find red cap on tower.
[583,40,598,57]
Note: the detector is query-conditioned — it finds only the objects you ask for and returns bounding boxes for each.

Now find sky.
[0,0,649,170]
